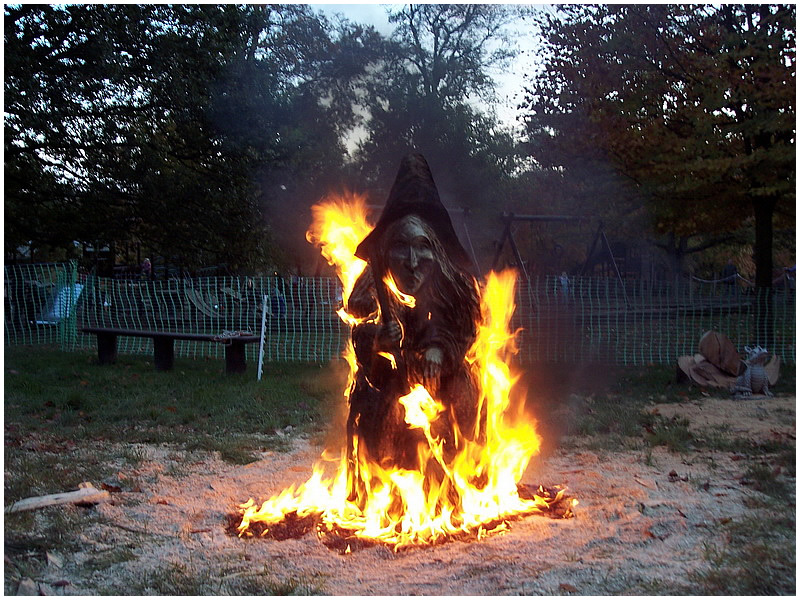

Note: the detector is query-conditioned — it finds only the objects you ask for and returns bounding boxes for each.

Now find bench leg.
[153,337,175,371]
[225,341,247,375]
[96,333,118,365]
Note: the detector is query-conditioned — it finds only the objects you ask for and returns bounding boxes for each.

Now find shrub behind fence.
[5,262,795,367]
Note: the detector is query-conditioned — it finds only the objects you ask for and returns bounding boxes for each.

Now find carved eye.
[390,242,407,256]
[412,237,432,253]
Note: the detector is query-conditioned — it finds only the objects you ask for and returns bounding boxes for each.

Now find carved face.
[385,215,436,295]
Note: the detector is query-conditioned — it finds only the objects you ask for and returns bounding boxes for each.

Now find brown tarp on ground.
[677,331,781,390]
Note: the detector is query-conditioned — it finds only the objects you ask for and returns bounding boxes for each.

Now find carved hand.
[376,320,402,350]
[422,346,443,388]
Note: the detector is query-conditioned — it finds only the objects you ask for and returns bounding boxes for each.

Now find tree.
[522,5,795,283]
[4,5,380,272]
[353,3,529,232]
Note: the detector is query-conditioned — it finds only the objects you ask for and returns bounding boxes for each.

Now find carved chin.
[398,274,425,294]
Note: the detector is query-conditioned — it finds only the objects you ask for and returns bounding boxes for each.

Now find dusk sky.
[310,2,543,130]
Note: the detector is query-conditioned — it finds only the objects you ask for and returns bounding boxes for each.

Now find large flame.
[238,193,572,550]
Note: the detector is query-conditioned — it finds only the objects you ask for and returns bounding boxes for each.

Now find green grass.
[4,346,344,504]
[5,346,344,465]
[4,348,795,595]
[4,345,344,595]
[92,559,327,595]
[690,501,795,595]
[640,413,694,452]
[4,346,344,508]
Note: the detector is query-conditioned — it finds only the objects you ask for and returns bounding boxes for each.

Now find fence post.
[59,260,80,351]
[257,293,268,380]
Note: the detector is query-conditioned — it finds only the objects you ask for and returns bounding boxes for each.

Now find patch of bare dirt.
[9,395,796,595]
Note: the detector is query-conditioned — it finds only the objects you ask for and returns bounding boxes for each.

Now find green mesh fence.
[4,261,81,350]
[73,273,348,363]
[513,275,796,365]
[4,263,796,367]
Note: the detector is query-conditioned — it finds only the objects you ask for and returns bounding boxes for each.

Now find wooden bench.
[80,327,260,374]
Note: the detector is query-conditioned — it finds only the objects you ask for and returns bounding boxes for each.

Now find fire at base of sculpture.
[226,483,574,554]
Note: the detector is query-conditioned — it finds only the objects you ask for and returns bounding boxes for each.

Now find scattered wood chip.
[633,476,657,490]
[668,470,688,482]
[17,578,38,595]
[38,582,54,595]
[46,551,64,569]
[559,582,578,593]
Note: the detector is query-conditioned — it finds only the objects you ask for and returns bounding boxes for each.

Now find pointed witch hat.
[355,153,474,273]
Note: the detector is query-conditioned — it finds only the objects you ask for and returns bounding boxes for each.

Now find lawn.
[5,346,348,495]
[4,346,795,595]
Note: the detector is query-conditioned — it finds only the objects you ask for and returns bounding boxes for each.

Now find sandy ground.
[9,394,796,596]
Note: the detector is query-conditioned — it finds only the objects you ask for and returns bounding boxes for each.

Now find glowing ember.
[236,193,575,551]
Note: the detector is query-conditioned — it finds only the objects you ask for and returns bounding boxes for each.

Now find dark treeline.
[5,4,795,286]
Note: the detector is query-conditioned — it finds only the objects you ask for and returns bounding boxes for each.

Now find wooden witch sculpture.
[346,153,484,492]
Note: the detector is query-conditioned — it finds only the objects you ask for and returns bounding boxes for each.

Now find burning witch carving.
[346,153,483,479]
[234,154,574,551]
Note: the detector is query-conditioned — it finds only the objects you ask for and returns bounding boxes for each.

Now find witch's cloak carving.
[345,153,484,488]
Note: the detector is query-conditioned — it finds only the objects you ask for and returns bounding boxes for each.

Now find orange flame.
[305,191,372,303]
[383,274,416,308]
[238,193,572,549]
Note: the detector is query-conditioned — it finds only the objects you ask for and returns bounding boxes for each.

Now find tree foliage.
[522,4,795,283]
[4,4,381,272]
[354,3,526,224]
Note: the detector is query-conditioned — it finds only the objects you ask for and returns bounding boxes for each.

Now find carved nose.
[406,248,419,269]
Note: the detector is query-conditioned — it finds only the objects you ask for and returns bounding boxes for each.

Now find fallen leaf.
[559,583,578,593]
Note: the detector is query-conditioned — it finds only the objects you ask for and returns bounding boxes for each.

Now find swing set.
[490,213,631,304]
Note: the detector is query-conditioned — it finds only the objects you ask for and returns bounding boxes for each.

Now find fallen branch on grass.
[4,482,110,514]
